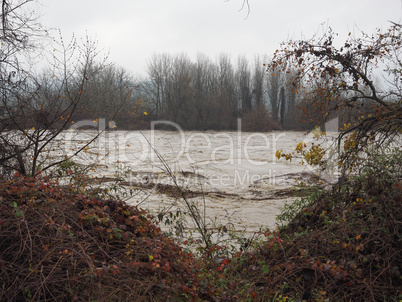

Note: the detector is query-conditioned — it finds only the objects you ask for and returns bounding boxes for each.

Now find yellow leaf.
[356,235,361,240]
[275,150,282,160]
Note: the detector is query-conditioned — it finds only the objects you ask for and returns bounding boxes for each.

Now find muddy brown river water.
[59,128,340,235]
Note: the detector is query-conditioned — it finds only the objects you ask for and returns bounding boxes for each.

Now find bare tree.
[0,1,115,178]
[191,53,215,128]
[143,53,172,117]
[252,55,265,108]
[269,24,402,168]
[236,55,252,113]
[283,68,299,129]
[279,86,285,126]
[266,68,282,123]
[166,53,192,124]
[79,63,136,125]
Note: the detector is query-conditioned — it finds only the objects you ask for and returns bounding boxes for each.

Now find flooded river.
[60,126,339,234]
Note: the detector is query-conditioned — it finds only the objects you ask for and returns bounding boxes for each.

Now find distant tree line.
[72,52,382,132]
[5,47,377,133]
[139,53,302,131]
[69,53,313,131]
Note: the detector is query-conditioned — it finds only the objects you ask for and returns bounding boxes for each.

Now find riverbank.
[1,147,400,301]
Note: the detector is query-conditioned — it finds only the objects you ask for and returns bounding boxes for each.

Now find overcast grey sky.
[38,0,402,76]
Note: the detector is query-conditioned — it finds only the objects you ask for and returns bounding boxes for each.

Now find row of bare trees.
[140,53,301,130]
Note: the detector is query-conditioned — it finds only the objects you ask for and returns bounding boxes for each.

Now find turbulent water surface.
[59,129,339,234]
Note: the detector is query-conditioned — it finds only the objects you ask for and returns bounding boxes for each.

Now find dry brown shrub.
[0,176,201,301]
[237,172,402,301]
[242,105,281,132]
